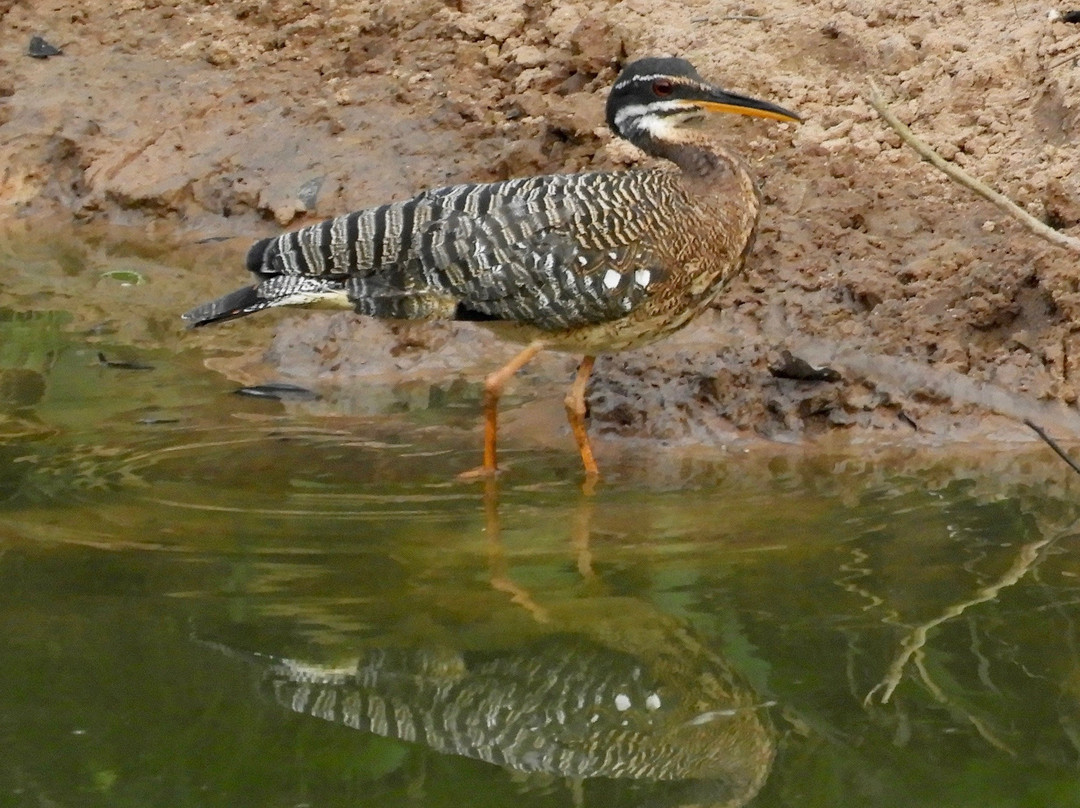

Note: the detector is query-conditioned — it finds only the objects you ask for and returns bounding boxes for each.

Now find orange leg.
[563,355,599,477]
[459,340,546,478]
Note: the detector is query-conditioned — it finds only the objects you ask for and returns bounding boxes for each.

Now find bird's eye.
[652,79,674,97]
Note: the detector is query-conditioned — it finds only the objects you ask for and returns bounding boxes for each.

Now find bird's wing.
[398,177,668,331]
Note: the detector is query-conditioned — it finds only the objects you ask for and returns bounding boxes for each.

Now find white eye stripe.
[612,74,698,91]
[612,100,690,130]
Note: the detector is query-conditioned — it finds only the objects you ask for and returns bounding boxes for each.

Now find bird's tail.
[182,285,267,327]
[183,275,352,328]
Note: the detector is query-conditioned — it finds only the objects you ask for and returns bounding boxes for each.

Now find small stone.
[28,35,62,58]
[877,32,918,71]
[509,45,546,69]
[297,177,323,211]
[273,203,299,226]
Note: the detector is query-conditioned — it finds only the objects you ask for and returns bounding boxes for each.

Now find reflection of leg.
[571,493,595,580]
[404,751,427,802]
[467,340,547,477]
[483,475,550,623]
[569,777,584,808]
[563,355,598,477]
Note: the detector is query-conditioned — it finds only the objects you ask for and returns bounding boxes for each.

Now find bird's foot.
[580,473,600,497]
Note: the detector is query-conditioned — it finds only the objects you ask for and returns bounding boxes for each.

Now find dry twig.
[867,79,1080,255]
[1025,419,1080,477]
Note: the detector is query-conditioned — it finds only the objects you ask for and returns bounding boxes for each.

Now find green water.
[2,229,1080,807]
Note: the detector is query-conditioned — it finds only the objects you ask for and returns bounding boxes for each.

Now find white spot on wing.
[645,693,661,711]
[603,269,621,290]
[634,269,651,288]
[614,693,631,711]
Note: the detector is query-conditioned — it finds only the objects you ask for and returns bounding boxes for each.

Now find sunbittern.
[183,57,800,477]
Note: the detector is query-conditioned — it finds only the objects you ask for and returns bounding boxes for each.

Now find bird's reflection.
[262,625,774,806]
[212,481,776,807]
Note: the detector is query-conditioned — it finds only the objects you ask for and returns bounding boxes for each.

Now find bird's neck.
[633,128,748,184]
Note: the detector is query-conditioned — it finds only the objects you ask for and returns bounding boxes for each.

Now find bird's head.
[605,57,801,144]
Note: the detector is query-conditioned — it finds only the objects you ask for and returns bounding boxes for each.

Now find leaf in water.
[234,383,320,401]
[100,269,146,286]
[97,352,154,371]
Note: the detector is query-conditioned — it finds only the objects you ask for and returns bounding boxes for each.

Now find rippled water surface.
[2,228,1080,807]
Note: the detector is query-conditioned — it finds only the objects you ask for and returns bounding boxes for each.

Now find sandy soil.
[2,0,1080,453]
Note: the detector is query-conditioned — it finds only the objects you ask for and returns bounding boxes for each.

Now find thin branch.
[1025,419,1080,477]
[1046,29,1080,69]
[865,534,1054,705]
[911,649,1016,755]
[1049,51,1080,69]
[867,79,1080,255]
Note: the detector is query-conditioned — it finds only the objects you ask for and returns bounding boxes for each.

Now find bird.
[183,56,800,478]
[208,613,775,805]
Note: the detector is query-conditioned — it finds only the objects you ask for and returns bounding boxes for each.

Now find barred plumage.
[247,629,775,803]
[183,57,799,476]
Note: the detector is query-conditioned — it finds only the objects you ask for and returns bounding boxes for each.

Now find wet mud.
[2,0,1079,451]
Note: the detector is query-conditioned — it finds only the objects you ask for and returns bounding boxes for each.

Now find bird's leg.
[564,355,599,477]
[460,340,547,479]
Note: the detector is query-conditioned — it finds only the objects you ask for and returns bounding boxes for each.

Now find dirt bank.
[2,0,1079,452]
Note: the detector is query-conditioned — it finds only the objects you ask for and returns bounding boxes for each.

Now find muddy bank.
[1,0,1079,450]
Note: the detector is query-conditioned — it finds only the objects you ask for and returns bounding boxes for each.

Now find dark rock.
[28,36,62,59]
[769,351,842,382]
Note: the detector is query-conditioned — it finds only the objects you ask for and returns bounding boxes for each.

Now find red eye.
[652,79,674,97]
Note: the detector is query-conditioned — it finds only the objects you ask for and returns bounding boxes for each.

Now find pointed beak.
[693,88,801,124]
